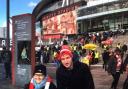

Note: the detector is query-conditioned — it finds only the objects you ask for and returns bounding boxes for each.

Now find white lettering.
[1,40,12,46]
[2,40,6,46]
[10,40,12,46]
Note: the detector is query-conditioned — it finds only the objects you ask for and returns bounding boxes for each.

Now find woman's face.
[60,54,73,69]
[33,73,45,84]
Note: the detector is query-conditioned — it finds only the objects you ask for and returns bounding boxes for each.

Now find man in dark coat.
[102,50,110,71]
[123,54,128,71]
[122,44,127,53]
[56,45,95,89]
[1,46,12,79]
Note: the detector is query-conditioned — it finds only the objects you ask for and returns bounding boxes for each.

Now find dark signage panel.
[12,14,35,87]
[15,65,31,87]
[14,15,32,41]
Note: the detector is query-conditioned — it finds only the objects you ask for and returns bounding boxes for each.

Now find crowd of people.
[26,39,128,89]
[1,30,128,89]
[33,31,128,89]
[25,44,95,89]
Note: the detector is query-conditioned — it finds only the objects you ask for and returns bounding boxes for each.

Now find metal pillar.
[6,0,10,50]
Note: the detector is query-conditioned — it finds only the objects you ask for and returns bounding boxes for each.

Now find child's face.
[33,73,45,84]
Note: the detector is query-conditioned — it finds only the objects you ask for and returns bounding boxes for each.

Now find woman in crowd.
[107,49,123,89]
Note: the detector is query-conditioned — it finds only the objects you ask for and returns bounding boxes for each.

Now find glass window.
[58,1,63,7]
[114,4,120,9]
[98,21,103,28]
[121,1,128,8]
[115,18,120,29]
[88,20,92,29]
[109,19,115,30]
[91,7,97,14]
[103,19,109,27]
[123,18,128,24]
[108,4,115,11]
[92,20,97,28]
[69,0,74,4]
[97,6,103,12]
[116,18,121,23]
[102,6,108,12]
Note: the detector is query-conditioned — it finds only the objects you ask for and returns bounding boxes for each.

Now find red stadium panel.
[42,10,77,35]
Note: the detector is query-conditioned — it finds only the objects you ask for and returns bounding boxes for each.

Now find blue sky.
[0,0,41,27]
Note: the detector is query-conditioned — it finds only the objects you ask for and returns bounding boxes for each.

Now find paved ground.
[0,64,127,89]
[91,65,126,89]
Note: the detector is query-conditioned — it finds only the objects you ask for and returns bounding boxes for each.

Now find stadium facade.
[33,0,128,42]
[32,0,86,43]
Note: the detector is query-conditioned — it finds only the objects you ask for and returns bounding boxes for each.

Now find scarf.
[116,54,122,71]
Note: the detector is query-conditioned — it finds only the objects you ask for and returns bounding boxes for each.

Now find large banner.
[42,10,77,35]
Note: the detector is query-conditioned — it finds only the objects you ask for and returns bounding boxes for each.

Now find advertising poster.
[17,41,31,64]
[43,10,77,35]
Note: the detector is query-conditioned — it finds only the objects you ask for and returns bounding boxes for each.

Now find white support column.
[62,0,69,7]
[62,0,66,7]
[66,0,69,6]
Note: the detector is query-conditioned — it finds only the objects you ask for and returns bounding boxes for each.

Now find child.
[24,64,56,89]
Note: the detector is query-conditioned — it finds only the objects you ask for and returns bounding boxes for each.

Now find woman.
[24,64,56,89]
[107,50,123,89]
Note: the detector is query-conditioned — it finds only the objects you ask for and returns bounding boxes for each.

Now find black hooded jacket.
[56,61,95,89]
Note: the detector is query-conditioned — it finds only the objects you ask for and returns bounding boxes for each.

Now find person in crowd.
[72,50,80,62]
[63,40,68,45]
[1,46,12,79]
[24,64,56,89]
[122,43,127,53]
[53,50,60,68]
[56,45,95,89]
[107,49,123,89]
[123,51,128,70]
[38,46,45,64]
[116,43,121,50]
[123,64,128,89]
[94,50,100,64]
[43,48,50,64]
[90,50,95,64]
[80,54,90,66]
[102,49,110,71]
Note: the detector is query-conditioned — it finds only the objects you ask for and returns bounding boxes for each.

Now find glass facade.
[78,0,128,17]
[80,14,128,32]
[77,0,128,32]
